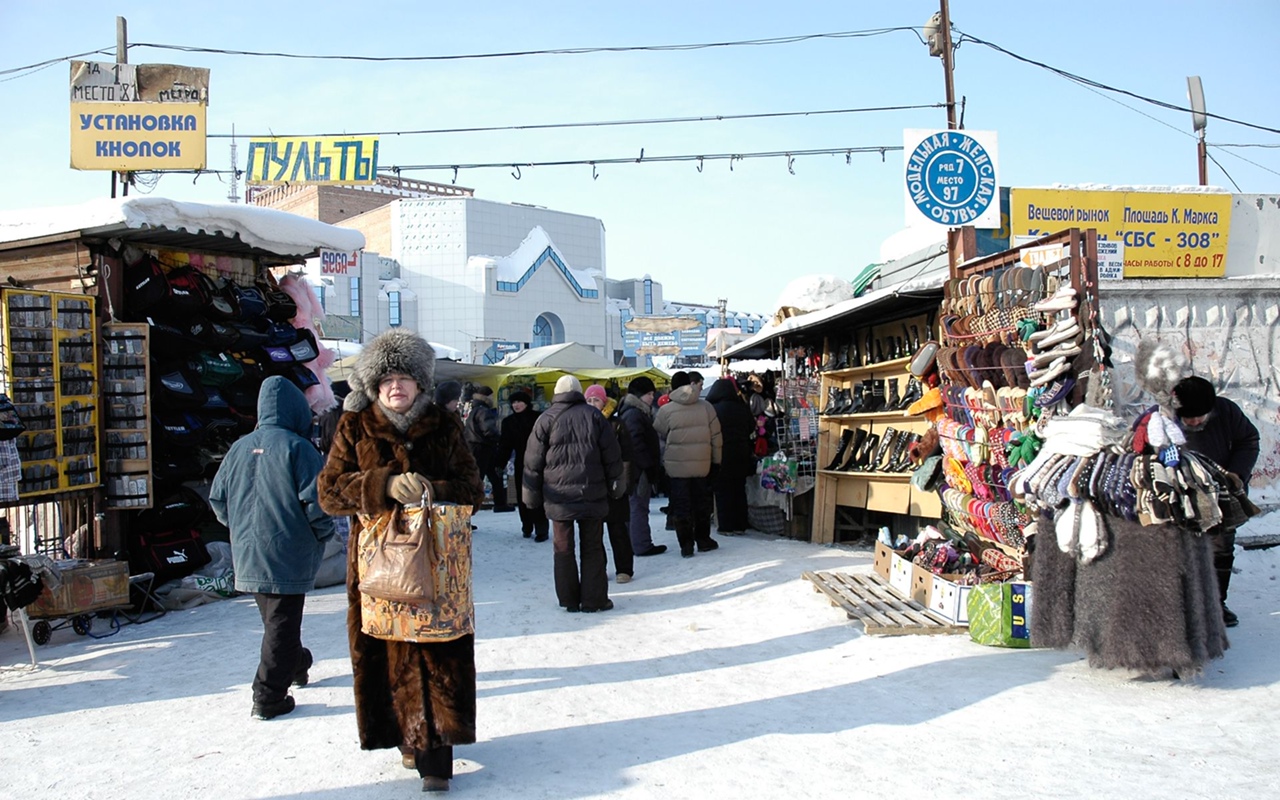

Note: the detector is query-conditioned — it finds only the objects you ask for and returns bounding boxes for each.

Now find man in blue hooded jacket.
[210,376,335,720]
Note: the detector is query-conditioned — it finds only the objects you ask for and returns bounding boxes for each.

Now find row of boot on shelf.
[821,325,925,372]
[822,426,919,474]
[822,376,924,415]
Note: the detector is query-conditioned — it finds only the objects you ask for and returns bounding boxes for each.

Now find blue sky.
[2,1,1277,314]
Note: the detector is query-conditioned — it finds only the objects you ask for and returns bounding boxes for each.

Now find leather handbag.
[359,486,439,604]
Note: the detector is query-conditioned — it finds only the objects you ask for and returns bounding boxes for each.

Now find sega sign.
[320,248,360,275]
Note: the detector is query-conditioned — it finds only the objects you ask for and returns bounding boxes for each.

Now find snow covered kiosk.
[0,197,363,569]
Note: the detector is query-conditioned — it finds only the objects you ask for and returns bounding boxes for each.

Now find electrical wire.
[955,29,1280,136]
[1206,151,1242,192]
[0,47,114,76]
[207,103,943,139]
[130,27,917,62]
[385,145,901,174]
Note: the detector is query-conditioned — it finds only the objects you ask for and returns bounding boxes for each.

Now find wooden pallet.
[803,570,966,636]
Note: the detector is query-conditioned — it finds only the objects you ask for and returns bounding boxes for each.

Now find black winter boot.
[695,518,719,552]
[673,517,696,557]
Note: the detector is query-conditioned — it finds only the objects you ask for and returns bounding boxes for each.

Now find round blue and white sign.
[903,129,999,228]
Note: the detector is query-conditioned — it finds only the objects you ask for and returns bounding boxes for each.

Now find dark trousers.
[515,466,549,537]
[713,472,749,532]
[1212,529,1236,603]
[668,476,713,526]
[471,443,507,507]
[605,496,635,577]
[552,518,607,609]
[252,593,306,705]
[414,745,454,779]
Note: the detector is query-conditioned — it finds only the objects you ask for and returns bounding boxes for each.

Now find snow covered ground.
[2,507,1278,799]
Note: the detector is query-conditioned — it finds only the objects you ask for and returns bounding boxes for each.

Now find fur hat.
[508,390,532,406]
[472,384,494,399]
[627,376,657,396]
[433,380,462,406]
[584,384,607,403]
[670,371,691,390]
[344,329,436,413]
[1173,376,1216,418]
[554,375,582,395]
[1133,340,1188,407]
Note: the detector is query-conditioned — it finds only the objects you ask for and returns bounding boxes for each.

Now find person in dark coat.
[706,377,756,534]
[464,385,512,512]
[497,389,548,541]
[586,384,636,583]
[433,380,463,416]
[1173,375,1261,628]
[523,375,624,612]
[618,376,666,556]
[210,376,335,722]
[317,330,484,793]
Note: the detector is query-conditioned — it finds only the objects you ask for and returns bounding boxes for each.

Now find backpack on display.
[163,267,210,313]
[197,273,241,320]
[232,284,269,319]
[154,366,209,409]
[125,255,171,318]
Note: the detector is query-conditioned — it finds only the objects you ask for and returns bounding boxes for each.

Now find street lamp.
[1187,76,1208,185]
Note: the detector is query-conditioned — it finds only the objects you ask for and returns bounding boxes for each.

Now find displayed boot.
[884,378,901,412]
[849,337,861,369]
[673,516,696,557]
[896,377,923,411]
[838,428,870,471]
[861,380,886,413]
[824,429,855,470]
[874,338,885,364]
[822,386,841,415]
[845,433,879,471]
[861,428,896,472]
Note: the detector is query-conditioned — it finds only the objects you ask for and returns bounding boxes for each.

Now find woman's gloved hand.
[386,472,428,505]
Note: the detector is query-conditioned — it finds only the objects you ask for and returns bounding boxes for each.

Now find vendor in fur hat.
[317,329,483,793]
[1173,375,1260,628]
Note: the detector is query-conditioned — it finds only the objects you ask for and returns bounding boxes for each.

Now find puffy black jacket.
[523,391,623,520]
[618,393,660,472]
[1182,396,1261,488]
[707,378,758,480]
[463,397,499,446]
[497,405,540,478]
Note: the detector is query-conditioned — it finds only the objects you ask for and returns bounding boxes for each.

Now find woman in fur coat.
[318,330,483,793]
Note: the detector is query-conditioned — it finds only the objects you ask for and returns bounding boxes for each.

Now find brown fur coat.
[318,401,483,752]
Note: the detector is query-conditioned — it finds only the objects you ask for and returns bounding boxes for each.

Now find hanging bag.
[356,485,475,643]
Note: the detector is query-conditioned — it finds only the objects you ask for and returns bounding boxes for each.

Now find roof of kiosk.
[0,197,365,259]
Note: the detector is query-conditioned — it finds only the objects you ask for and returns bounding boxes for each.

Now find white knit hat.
[554,375,582,395]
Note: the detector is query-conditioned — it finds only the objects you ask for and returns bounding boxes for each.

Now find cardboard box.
[874,541,975,624]
[28,560,130,618]
[928,576,974,624]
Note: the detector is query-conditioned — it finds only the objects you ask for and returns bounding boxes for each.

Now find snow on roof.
[0,196,365,256]
[474,226,598,291]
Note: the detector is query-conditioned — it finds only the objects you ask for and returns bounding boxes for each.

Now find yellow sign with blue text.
[1010,188,1231,278]
[70,102,207,170]
[244,136,380,185]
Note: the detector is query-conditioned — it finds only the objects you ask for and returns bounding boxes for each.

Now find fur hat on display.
[344,329,436,413]
[508,390,532,406]
[1132,340,1188,408]
[627,376,657,396]
[554,375,583,395]
[584,384,608,403]
[1172,376,1216,418]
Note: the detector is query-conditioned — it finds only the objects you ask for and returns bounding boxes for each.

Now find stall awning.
[723,270,947,359]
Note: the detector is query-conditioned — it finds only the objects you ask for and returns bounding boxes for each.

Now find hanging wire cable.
[386,145,901,174]
[206,103,943,139]
[954,29,1280,136]
[1211,142,1280,149]
[1206,152,1243,191]
[0,47,115,77]
[130,27,917,62]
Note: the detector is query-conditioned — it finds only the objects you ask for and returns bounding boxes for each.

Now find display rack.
[811,309,942,543]
[2,290,100,499]
[102,323,152,509]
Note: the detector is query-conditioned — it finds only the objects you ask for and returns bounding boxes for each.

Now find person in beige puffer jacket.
[653,371,723,557]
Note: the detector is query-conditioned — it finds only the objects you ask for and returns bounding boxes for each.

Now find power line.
[385,146,900,175]
[208,103,943,139]
[955,29,1280,137]
[130,27,917,63]
[0,47,114,77]
[1206,151,1242,191]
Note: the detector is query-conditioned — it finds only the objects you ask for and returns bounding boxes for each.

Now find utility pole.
[717,298,728,369]
[112,16,128,198]
[939,0,957,130]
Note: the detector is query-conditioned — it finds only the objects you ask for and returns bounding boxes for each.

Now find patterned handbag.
[356,494,475,643]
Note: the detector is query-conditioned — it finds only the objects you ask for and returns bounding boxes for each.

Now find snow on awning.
[0,197,364,257]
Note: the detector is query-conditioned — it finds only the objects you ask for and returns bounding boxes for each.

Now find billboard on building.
[69,61,208,170]
[1010,188,1232,278]
[244,136,380,185]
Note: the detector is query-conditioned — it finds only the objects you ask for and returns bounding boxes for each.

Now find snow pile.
[773,274,855,313]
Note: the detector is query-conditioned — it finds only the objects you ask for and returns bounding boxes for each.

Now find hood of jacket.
[257,375,313,437]
[668,384,700,405]
[706,378,740,405]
